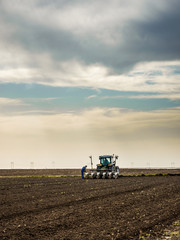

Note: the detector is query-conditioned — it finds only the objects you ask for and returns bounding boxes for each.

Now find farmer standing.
[81,165,87,179]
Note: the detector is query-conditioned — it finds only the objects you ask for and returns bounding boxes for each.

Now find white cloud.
[87,95,97,99]
[0,0,173,46]
[0,98,25,106]
[1,107,180,138]
[0,0,180,100]
[0,51,179,94]
[129,94,180,100]
[0,1,147,44]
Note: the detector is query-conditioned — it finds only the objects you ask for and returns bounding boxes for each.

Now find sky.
[0,0,180,169]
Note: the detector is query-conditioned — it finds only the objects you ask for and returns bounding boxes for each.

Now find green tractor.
[85,155,119,179]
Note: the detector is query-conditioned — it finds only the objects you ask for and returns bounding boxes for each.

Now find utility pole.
[11,162,14,169]
[171,162,175,168]
[147,162,150,169]
[52,161,55,169]
[30,161,34,169]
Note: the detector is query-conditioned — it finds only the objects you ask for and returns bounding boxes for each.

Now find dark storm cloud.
[107,0,180,72]
[122,4,180,63]
[0,10,79,61]
[1,0,180,74]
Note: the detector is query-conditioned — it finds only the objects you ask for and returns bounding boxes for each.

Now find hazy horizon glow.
[0,0,180,169]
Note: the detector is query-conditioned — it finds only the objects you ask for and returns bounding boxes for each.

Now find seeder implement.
[84,155,120,179]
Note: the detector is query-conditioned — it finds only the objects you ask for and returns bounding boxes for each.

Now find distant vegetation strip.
[0,173,180,178]
[119,173,180,177]
[0,175,81,178]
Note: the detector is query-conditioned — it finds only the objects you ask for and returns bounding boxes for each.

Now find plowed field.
[0,175,180,239]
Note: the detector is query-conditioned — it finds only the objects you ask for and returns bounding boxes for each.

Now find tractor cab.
[99,155,113,166]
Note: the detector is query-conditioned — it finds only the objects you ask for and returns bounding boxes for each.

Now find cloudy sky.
[0,0,180,169]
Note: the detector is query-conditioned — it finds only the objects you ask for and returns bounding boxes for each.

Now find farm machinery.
[84,155,120,179]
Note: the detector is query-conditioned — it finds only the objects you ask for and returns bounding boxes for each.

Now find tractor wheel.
[102,173,107,179]
[96,174,101,179]
[114,173,119,179]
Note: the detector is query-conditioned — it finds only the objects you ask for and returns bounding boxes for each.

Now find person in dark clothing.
[81,165,87,179]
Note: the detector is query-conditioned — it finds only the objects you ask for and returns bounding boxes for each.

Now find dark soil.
[0,171,180,239]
